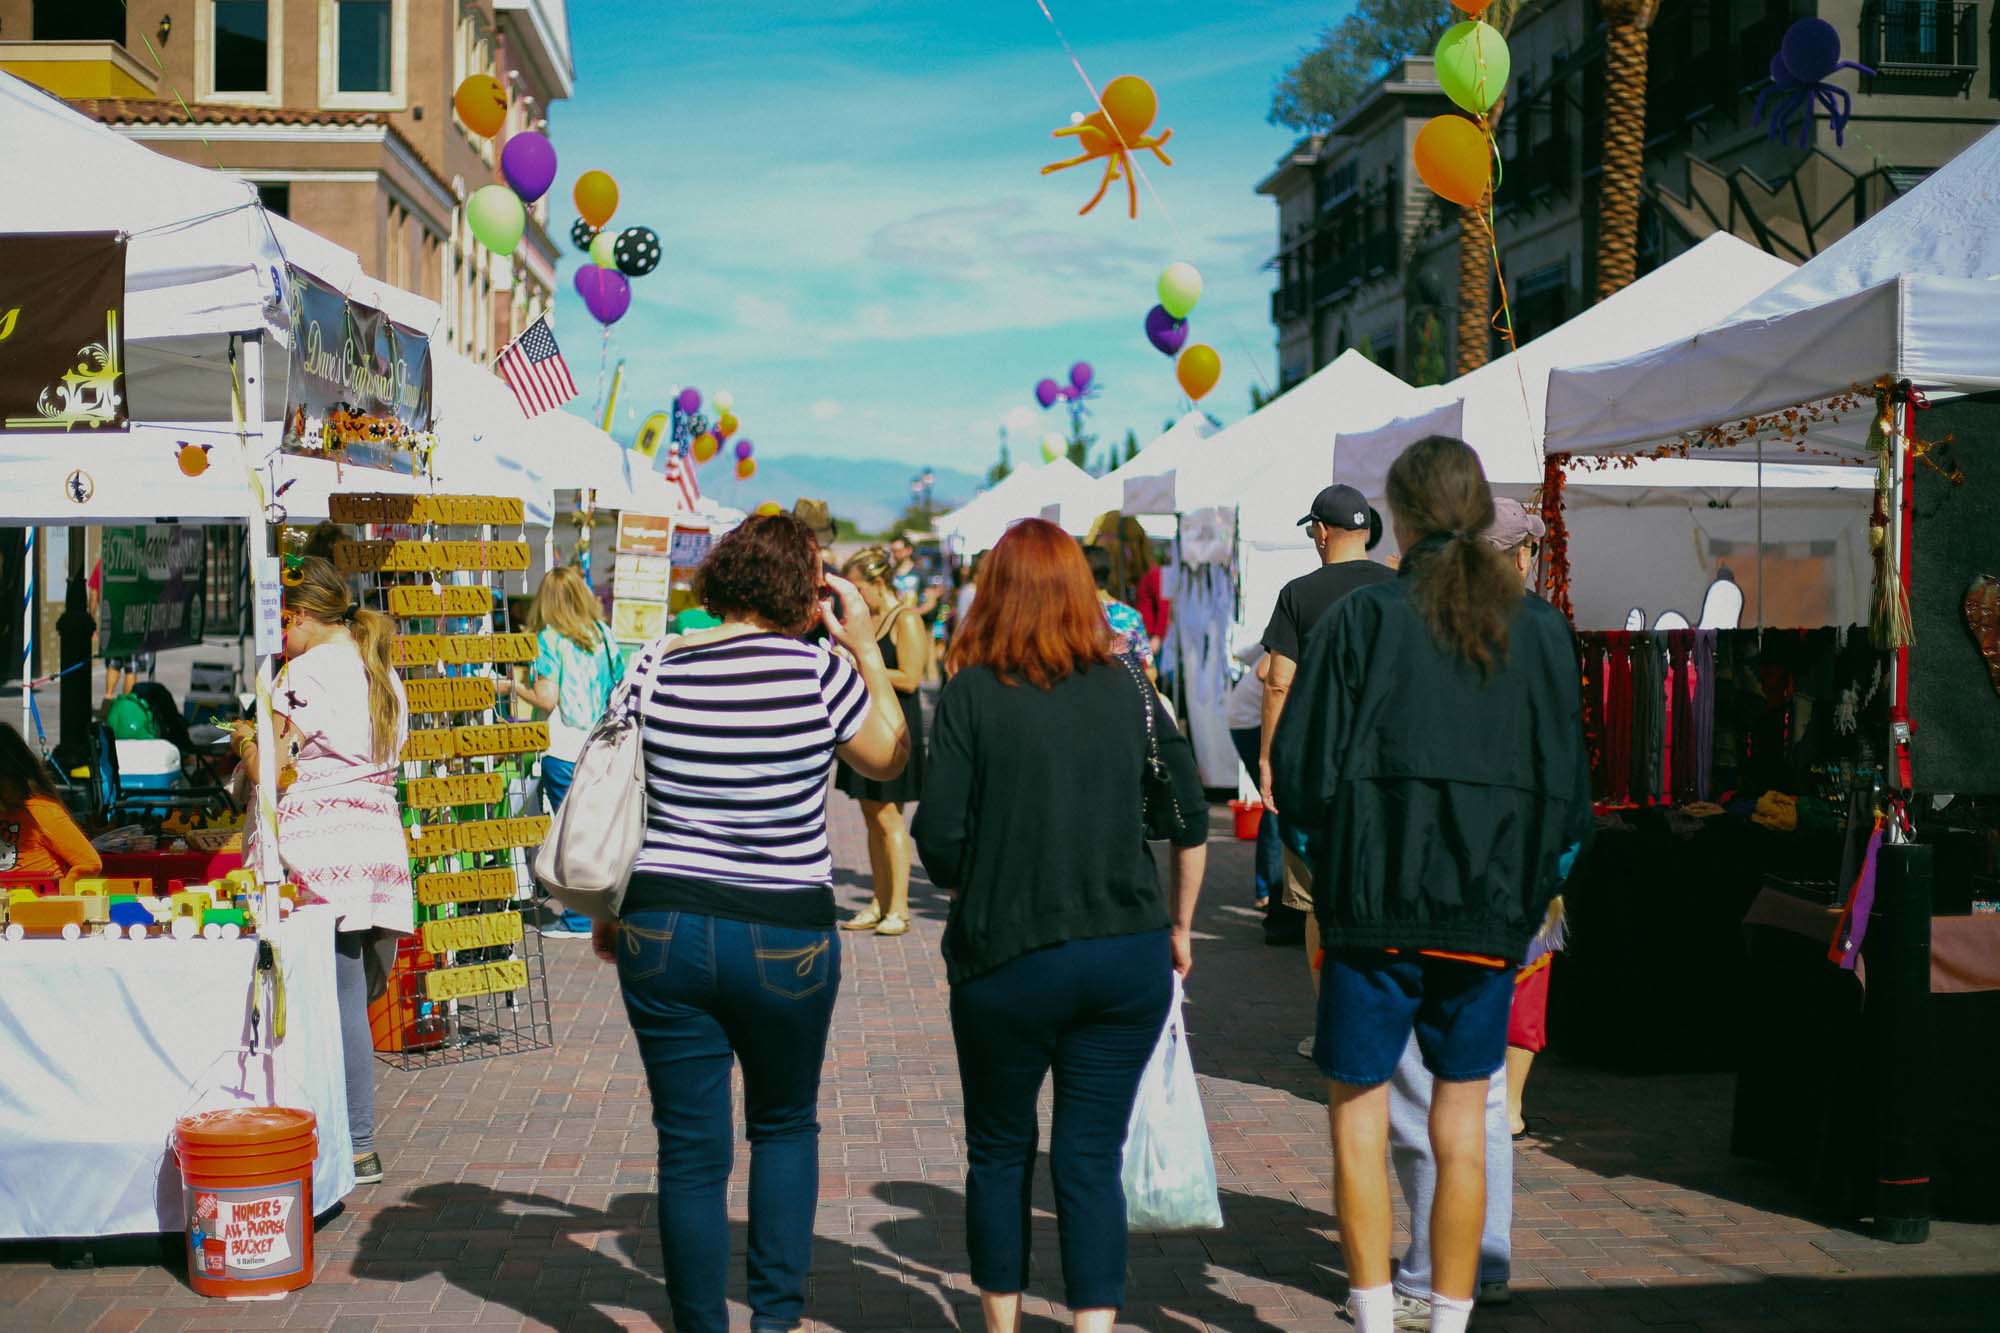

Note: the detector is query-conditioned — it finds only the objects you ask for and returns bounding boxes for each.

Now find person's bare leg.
[859,799,892,915]
[1427,1076,1490,1302]
[1303,900,1321,995]
[1329,1079,1393,1292]
[1505,1045,1535,1137]
[978,1290,1021,1333]
[879,800,911,920]
[1073,1307,1115,1332]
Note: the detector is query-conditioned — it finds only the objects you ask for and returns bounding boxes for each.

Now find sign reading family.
[99,524,207,657]
[280,267,432,474]
[0,233,127,433]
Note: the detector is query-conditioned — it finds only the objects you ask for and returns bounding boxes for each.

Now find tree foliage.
[986,440,1013,487]
[1269,0,1455,132]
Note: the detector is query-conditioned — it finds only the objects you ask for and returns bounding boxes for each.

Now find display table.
[98,848,245,885]
[0,905,354,1239]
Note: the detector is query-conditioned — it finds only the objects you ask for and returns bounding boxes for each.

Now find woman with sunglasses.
[239,557,411,1188]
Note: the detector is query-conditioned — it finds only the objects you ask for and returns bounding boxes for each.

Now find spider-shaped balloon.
[1040,75,1175,219]
[1755,18,1874,148]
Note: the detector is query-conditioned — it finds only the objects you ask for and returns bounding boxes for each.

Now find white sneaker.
[1391,1293,1431,1330]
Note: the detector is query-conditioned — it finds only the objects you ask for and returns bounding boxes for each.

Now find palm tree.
[1456,197,1493,373]
[1596,0,1660,299]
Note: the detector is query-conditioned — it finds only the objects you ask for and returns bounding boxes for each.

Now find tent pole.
[1887,383,1915,816]
[1756,436,1765,635]
[21,524,34,738]
[234,335,284,906]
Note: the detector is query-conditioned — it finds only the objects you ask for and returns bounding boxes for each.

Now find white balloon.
[713,391,734,412]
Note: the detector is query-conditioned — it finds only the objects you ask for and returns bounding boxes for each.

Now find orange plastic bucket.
[1229,799,1265,841]
[174,1107,317,1299]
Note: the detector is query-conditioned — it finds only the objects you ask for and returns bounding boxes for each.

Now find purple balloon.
[1069,361,1093,393]
[677,387,703,416]
[1780,17,1842,83]
[734,438,754,461]
[1145,305,1188,357]
[574,265,631,325]
[499,130,558,204]
[1035,378,1060,409]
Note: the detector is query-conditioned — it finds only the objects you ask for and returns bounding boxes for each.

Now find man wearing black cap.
[1259,484,1393,955]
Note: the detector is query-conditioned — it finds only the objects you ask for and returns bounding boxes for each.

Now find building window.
[213,2,269,94]
[338,1,394,92]
[320,0,405,108]
[254,182,290,218]
[33,0,123,41]
[1502,262,1571,355]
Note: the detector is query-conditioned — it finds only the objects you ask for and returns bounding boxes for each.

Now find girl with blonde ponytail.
[240,555,413,1188]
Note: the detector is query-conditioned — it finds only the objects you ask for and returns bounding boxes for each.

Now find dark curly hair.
[695,514,822,636]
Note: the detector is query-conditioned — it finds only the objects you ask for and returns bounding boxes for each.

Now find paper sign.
[253,557,284,656]
[612,599,668,644]
[616,512,674,555]
[669,526,713,568]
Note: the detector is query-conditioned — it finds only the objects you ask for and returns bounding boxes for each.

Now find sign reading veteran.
[0,233,127,433]
[280,267,432,473]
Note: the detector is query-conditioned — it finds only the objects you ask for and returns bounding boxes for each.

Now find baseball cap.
[1298,483,1383,551]
[1482,497,1547,550]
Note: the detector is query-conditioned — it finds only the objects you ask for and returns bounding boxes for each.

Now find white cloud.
[810,398,843,421]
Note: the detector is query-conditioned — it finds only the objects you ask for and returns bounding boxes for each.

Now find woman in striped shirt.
[596,514,908,1333]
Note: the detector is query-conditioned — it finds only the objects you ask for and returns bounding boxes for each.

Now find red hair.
[949,519,1113,688]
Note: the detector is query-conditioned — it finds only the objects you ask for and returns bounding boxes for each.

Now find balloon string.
[1029,0,1275,399]
[1481,121,1538,464]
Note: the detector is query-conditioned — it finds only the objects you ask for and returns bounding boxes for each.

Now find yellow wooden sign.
[388,585,492,618]
[401,729,457,763]
[330,494,527,527]
[421,911,523,954]
[393,633,535,668]
[404,815,550,859]
[423,958,529,1001]
[414,866,517,906]
[333,540,530,574]
[404,771,507,808]
[403,677,498,715]
[453,721,548,757]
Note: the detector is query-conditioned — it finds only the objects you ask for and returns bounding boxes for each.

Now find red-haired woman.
[913,519,1209,1333]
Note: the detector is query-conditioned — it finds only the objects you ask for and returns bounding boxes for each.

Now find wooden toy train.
[0,871,298,941]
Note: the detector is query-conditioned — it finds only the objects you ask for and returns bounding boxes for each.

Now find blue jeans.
[617,910,840,1333]
[949,929,1173,1311]
[1229,727,1282,902]
[539,756,590,932]
[1390,1035,1512,1299]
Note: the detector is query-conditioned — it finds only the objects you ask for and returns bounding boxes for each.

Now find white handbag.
[531,635,675,923]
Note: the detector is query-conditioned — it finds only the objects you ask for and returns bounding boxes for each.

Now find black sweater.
[912,659,1208,984]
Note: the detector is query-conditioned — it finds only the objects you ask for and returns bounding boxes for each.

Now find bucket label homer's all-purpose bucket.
[188,1180,308,1283]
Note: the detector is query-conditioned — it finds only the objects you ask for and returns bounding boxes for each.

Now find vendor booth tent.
[1337,233,1798,500]
[1544,122,2000,461]
[936,457,1095,554]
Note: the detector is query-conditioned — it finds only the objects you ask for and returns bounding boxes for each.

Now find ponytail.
[347,607,403,765]
[1386,436,1522,676]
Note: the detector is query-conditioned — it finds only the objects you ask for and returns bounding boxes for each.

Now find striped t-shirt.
[626,632,868,923]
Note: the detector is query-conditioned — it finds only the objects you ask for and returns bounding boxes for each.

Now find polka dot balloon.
[614,226,662,278]
[569,217,599,253]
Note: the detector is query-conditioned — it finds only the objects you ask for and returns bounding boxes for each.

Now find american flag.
[495,317,578,417]
[664,439,701,511]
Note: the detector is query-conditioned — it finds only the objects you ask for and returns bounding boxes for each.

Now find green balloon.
[1157,261,1202,320]
[1434,21,1510,117]
[589,229,618,269]
[465,184,525,256]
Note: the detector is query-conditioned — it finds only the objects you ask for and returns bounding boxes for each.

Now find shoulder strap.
[1118,652,1164,773]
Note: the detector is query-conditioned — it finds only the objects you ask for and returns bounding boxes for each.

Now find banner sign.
[0,233,127,433]
[99,525,207,656]
[281,267,432,474]
[616,512,673,555]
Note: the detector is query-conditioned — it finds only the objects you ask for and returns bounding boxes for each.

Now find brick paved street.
[5,797,1998,1330]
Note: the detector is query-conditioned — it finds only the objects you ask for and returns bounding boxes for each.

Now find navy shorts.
[1314,949,1515,1087]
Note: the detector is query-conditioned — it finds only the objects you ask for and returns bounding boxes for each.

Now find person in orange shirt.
[0,723,102,890]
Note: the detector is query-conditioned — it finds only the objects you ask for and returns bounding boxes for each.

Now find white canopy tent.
[1544,123,2000,462]
[936,457,1096,554]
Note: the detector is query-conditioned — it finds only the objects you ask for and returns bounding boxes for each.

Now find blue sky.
[550,0,1333,503]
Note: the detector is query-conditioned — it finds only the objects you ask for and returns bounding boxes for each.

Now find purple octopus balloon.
[1145,304,1189,357]
[1757,18,1874,148]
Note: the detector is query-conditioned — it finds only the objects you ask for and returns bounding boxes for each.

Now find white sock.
[1430,1292,1474,1333]
[1346,1283,1395,1333]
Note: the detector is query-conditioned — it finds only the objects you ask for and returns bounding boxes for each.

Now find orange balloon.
[1413,115,1491,207]
[735,458,757,481]
[454,75,508,138]
[1449,0,1494,12]
[573,170,619,229]
[1099,75,1158,142]
[1176,344,1221,401]
[692,432,719,463]
[715,411,739,439]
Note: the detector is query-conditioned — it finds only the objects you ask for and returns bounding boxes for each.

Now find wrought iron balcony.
[1859,0,1980,87]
